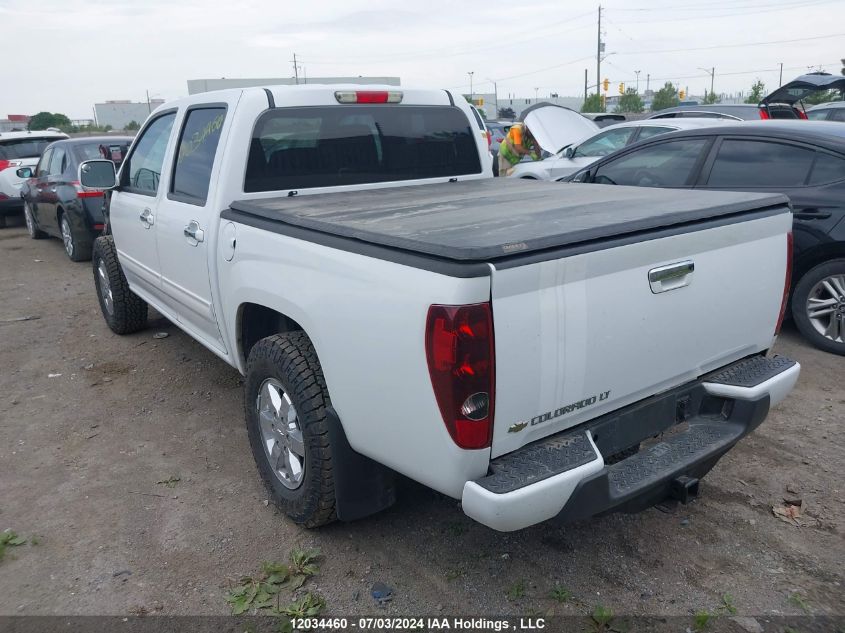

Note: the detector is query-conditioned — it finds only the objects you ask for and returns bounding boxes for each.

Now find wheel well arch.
[237,303,305,365]
[793,242,845,287]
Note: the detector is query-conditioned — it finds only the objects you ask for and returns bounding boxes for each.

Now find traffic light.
[618,82,625,95]
[602,78,610,92]
[679,89,686,100]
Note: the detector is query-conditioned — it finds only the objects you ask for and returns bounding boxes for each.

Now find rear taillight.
[486,130,492,149]
[334,90,403,104]
[796,109,808,120]
[425,303,495,450]
[758,107,770,120]
[0,159,22,172]
[72,181,103,198]
[775,231,793,335]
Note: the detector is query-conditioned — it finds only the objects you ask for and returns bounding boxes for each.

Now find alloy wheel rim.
[256,378,306,490]
[61,217,74,257]
[97,259,114,316]
[806,273,845,344]
[24,204,34,236]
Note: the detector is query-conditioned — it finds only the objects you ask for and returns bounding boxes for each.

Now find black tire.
[24,202,47,239]
[60,212,92,262]
[244,332,337,528]
[92,235,148,334]
[791,258,845,356]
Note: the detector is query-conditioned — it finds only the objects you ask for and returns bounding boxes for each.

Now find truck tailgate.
[490,208,792,458]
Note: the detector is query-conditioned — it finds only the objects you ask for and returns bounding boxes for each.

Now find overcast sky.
[1,0,842,119]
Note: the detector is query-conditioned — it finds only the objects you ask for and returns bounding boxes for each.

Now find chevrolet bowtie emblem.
[508,421,528,433]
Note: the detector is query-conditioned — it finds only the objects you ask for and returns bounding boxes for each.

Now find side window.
[48,147,67,176]
[706,139,815,187]
[808,152,845,185]
[36,149,52,178]
[829,109,845,123]
[121,112,176,195]
[806,109,828,121]
[592,138,709,187]
[635,126,676,141]
[171,107,226,204]
[573,128,636,158]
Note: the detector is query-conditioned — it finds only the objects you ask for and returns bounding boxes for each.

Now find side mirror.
[16,167,33,179]
[564,147,575,159]
[79,160,117,190]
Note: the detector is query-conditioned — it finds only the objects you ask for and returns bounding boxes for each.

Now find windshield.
[73,141,131,165]
[0,137,56,160]
[572,127,636,158]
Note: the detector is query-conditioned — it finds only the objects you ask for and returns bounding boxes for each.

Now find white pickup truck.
[79,84,800,531]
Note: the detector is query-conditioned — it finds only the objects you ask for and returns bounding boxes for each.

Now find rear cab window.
[73,142,131,166]
[244,105,481,192]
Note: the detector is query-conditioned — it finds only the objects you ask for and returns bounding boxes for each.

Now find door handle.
[183,220,204,245]
[139,208,154,228]
[649,260,694,294]
[793,208,832,220]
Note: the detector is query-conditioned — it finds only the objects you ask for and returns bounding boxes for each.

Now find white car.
[509,119,728,181]
[78,84,797,531]
[0,130,68,227]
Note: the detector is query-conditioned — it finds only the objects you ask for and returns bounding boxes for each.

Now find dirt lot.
[1,221,843,624]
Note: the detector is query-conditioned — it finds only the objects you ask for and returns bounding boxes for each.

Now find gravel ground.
[0,221,843,624]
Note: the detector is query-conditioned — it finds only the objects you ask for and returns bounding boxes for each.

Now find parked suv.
[18,136,132,260]
[0,130,68,227]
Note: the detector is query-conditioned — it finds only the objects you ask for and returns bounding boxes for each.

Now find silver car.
[508,118,730,181]
[807,101,845,122]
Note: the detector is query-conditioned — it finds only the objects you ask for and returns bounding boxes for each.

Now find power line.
[610,0,833,24]
[613,32,844,56]
[609,0,831,12]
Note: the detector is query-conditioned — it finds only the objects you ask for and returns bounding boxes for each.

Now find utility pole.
[292,53,300,85]
[534,87,539,101]
[710,67,714,96]
[635,70,641,93]
[646,73,650,92]
[146,89,151,114]
[596,5,603,97]
[779,62,784,86]
[468,71,474,102]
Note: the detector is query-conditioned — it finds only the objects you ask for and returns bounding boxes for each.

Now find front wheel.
[244,332,337,527]
[91,236,148,334]
[791,259,845,356]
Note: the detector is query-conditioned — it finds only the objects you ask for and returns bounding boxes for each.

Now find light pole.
[534,87,539,101]
[634,70,641,93]
[486,78,498,118]
[468,71,474,102]
[698,67,715,99]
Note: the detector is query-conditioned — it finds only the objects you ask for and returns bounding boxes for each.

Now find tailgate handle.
[649,260,694,294]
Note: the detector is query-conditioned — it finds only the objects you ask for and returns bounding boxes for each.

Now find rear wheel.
[60,212,92,262]
[24,202,47,239]
[792,259,845,356]
[244,332,337,528]
[92,235,147,334]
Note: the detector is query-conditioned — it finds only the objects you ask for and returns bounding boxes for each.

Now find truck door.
[154,105,227,350]
[110,111,177,300]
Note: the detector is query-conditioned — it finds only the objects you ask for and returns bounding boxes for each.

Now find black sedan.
[18,136,132,261]
[562,121,845,355]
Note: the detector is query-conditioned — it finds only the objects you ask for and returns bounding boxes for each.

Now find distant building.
[0,114,30,132]
[187,77,401,95]
[94,99,164,130]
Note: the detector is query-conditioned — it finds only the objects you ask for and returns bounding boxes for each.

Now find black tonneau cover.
[228,180,789,264]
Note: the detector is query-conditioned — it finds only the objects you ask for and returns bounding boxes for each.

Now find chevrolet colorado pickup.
[78,84,799,531]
